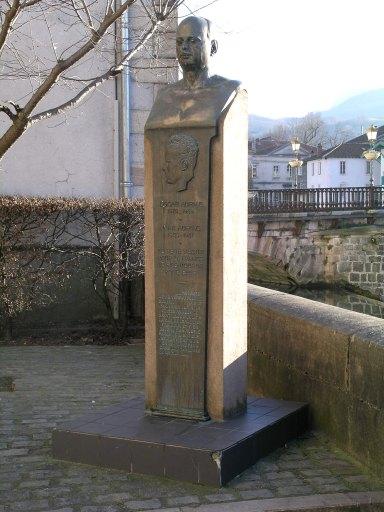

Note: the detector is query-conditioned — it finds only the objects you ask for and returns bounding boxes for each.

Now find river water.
[292,288,384,320]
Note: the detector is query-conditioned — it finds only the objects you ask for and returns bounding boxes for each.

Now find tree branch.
[0,0,21,58]
[0,105,16,121]
[29,17,159,124]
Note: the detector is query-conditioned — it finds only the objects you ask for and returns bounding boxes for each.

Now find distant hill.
[249,89,384,139]
[324,89,384,122]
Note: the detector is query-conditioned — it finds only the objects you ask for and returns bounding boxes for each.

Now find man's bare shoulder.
[157,75,242,94]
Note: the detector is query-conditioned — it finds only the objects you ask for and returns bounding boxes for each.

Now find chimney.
[317,143,322,156]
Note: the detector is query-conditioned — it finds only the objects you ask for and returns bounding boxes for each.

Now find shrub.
[0,196,144,339]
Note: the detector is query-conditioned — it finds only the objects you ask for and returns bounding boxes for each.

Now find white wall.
[0,3,177,199]
[249,155,293,189]
[307,158,381,188]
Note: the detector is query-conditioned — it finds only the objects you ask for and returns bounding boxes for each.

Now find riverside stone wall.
[247,284,384,479]
[248,210,384,300]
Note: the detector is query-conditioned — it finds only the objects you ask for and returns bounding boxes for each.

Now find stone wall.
[248,210,384,300]
[247,284,384,479]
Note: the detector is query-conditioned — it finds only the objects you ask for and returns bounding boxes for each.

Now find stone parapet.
[248,212,384,300]
[247,284,384,479]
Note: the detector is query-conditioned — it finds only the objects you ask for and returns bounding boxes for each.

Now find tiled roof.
[250,137,318,156]
[307,125,384,161]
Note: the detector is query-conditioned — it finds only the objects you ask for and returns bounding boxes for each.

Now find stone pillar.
[144,84,248,421]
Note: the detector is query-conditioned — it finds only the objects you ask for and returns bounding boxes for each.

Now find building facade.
[0,4,177,199]
[248,137,318,190]
[306,128,383,189]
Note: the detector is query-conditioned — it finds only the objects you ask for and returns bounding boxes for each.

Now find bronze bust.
[146,16,242,130]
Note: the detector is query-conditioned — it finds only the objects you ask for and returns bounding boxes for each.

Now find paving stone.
[33,486,71,498]
[344,475,371,484]
[300,468,333,477]
[204,493,236,503]
[265,471,295,480]
[166,496,200,506]
[276,485,314,496]
[94,493,134,503]
[1,346,384,512]
[0,448,29,457]
[268,478,306,488]
[19,479,49,489]
[124,499,162,510]
[318,483,350,492]
[8,499,49,511]
[0,489,31,501]
[239,489,274,499]
[80,507,118,512]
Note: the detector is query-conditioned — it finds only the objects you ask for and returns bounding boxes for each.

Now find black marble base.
[52,396,308,487]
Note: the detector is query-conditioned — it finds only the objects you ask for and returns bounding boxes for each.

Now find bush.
[0,196,144,339]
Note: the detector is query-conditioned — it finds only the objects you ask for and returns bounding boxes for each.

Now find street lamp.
[290,137,303,188]
[362,125,380,187]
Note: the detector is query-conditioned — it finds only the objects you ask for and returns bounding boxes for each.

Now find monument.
[52,16,308,487]
[144,15,248,422]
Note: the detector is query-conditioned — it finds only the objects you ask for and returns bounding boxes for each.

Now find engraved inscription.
[158,248,205,276]
[162,134,199,192]
[158,291,204,355]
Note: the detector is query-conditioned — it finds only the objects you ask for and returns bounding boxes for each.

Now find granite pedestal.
[52,395,308,487]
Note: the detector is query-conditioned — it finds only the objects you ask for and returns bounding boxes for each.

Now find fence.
[248,187,384,214]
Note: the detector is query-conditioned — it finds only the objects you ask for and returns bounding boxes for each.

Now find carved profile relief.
[163,133,199,192]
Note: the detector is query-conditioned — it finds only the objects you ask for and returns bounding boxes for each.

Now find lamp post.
[289,137,303,189]
[362,125,380,187]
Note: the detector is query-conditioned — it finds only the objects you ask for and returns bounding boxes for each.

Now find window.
[298,166,302,176]
[366,161,371,174]
[273,165,279,177]
[251,162,258,178]
[311,163,315,176]
[340,161,346,175]
[318,162,322,175]
[287,163,292,177]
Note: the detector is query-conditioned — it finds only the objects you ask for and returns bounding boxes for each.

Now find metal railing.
[248,187,384,214]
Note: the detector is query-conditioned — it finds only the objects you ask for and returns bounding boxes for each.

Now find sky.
[179,0,384,119]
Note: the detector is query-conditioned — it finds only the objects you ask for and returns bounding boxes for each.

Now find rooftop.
[249,136,319,158]
[307,125,384,161]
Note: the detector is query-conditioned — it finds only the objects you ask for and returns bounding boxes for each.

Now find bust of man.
[145,16,243,129]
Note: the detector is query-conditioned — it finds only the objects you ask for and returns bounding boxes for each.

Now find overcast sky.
[179,0,384,119]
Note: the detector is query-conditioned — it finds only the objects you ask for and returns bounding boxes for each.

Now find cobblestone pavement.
[1,346,384,512]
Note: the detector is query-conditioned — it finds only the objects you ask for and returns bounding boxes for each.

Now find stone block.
[248,295,350,389]
[337,261,351,273]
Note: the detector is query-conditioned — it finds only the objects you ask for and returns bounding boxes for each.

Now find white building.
[307,130,383,189]
[248,137,319,190]
[0,4,177,199]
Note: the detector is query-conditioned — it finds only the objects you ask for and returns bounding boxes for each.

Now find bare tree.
[268,112,355,149]
[289,112,325,145]
[0,0,183,159]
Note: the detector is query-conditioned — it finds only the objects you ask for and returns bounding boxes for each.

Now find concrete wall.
[249,210,384,300]
[247,284,384,479]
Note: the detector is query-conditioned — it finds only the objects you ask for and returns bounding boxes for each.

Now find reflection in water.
[292,289,384,320]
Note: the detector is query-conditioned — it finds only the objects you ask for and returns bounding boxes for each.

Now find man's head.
[163,134,199,192]
[176,16,218,73]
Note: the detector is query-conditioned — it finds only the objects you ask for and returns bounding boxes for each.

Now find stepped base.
[52,396,308,487]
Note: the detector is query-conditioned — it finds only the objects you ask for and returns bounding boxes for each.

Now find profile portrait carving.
[163,133,199,192]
